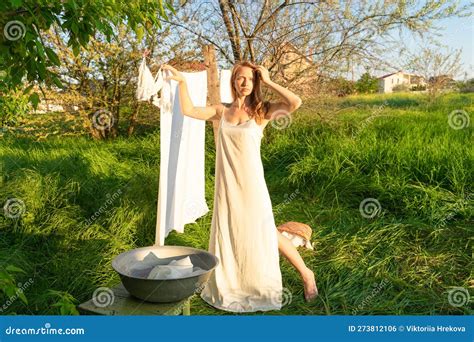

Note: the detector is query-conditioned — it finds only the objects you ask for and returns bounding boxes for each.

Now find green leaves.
[45,46,60,66]
[0,86,31,127]
[28,92,40,109]
[0,265,29,307]
[35,40,45,61]
[47,290,79,315]
[0,0,175,95]
[5,265,25,274]
[8,0,22,9]
[51,74,63,88]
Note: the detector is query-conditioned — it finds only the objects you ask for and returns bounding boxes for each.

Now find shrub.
[457,78,474,93]
[411,84,427,91]
[392,84,410,92]
[0,87,31,127]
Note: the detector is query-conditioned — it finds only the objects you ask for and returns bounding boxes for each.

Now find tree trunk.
[218,0,241,62]
[127,101,141,137]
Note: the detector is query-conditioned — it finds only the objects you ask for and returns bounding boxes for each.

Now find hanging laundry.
[136,59,233,246]
[155,68,209,246]
[136,57,163,107]
[219,69,233,104]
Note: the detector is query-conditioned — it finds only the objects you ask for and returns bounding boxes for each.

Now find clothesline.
[136,57,234,106]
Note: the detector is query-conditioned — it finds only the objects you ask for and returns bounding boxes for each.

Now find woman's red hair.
[229,61,269,124]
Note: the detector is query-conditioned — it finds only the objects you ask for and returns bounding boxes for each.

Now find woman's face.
[234,66,254,97]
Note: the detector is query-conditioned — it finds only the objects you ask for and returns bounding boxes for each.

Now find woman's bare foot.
[301,267,318,302]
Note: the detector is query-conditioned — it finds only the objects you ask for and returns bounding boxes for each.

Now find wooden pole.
[202,44,220,148]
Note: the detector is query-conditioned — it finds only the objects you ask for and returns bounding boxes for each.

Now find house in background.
[378,70,426,93]
[263,42,315,83]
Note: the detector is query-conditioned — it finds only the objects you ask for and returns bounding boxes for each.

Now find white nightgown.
[200,111,283,313]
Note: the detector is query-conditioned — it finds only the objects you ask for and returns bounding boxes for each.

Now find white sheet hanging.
[136,59,233,246]
[219,69,233,104]
[155,69,209,246]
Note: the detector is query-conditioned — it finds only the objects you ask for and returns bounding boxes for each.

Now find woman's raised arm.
[162,64,223,121]
[255,65,302,120]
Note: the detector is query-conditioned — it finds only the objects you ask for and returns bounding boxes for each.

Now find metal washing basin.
[112,245,219,303]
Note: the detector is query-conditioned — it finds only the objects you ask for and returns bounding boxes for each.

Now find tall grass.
[0,93,472,315]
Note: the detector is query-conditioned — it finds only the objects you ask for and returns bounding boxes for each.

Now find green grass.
[0,93,472,315]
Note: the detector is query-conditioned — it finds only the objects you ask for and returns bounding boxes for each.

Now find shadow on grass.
[0,229,111,315]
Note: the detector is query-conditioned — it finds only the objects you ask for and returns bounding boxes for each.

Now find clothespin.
[142,48,151,59]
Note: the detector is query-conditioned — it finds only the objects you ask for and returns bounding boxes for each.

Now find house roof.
[378,71,398,79]
[378,70,424,79]
[279,42,313,64]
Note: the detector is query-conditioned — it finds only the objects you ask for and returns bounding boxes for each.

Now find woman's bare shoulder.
[208,103,229,122]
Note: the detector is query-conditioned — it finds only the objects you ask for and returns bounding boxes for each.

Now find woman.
[162,61,317,312]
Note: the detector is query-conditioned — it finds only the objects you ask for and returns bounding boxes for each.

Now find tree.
[457,78,474,93]
[355,71,379,94]
[41,18,199,139]
[46,23,144,139]
[162,0,470,96]
[406,45,462,99]
[0,0,175,104]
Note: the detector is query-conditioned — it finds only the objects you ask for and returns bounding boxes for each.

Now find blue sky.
[379,3,473,80]
[436,14,473,79]
[349,12,474,80]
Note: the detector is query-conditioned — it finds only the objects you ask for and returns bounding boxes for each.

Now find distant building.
[263,42,315,83]
[378,71,426,93]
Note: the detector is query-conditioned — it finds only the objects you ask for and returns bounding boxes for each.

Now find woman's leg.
[277,230,318,301]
